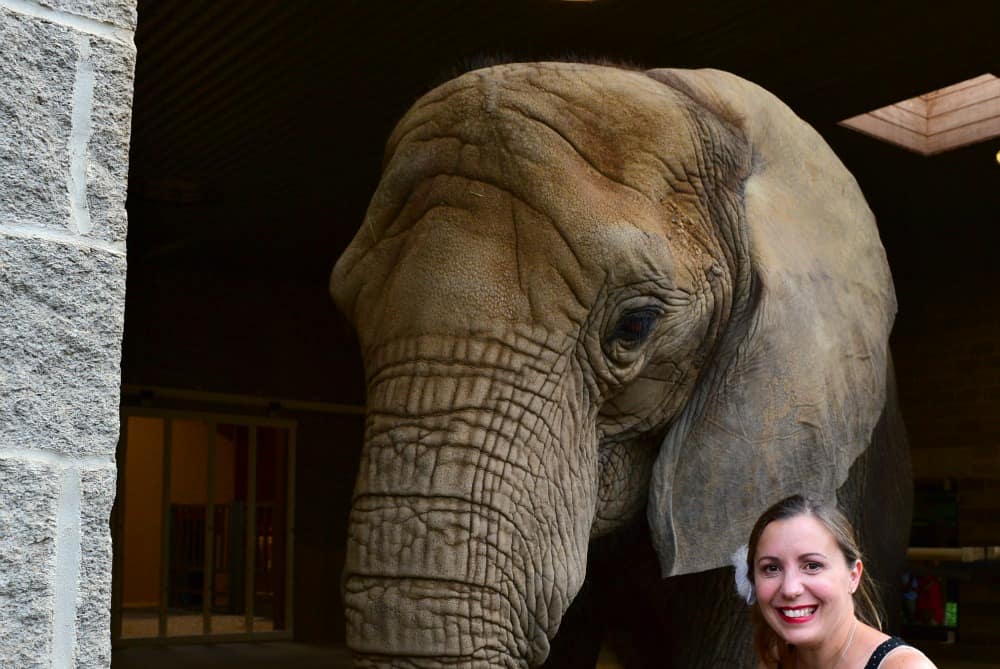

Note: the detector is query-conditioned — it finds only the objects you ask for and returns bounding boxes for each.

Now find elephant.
[329,61,911,668]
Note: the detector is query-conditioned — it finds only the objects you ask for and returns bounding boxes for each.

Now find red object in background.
[916,575,945,625]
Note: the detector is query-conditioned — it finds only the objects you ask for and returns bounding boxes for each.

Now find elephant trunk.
[344,484,535,666]
[343,511,529,669]
[343,335,596,668]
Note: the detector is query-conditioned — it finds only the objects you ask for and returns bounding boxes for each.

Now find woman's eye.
[760,564,780,576]
[804,562,823,572]
[611,310,659,346]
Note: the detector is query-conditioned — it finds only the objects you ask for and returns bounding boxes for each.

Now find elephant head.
[330,62,895,668]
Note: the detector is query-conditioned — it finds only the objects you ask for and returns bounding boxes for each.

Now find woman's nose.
[780,572,803,598]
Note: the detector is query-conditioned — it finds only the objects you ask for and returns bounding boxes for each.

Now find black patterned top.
[863,636,912,669]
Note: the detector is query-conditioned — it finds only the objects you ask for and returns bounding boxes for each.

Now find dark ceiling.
[121,0,999,403]
[123,0,1000,404]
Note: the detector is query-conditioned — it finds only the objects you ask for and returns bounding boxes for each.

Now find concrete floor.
[112,642,353,669]
[112,642,999,669]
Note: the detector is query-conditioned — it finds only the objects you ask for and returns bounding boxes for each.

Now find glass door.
[114,411,294,642]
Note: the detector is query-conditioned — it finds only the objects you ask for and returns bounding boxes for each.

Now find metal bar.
[110,630,292,647]
[203,425,217,635]
[158,419,173,639]
[120,384,365,416]
[907,546,987,562]
[121,405,297,428]
[284,424,296,634]
[110,414,129,643]
[244,427,257,633]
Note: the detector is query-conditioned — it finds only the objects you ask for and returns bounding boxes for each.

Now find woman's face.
[753,513,861,649]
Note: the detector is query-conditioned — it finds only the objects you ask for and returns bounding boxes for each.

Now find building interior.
[111,1,999,667]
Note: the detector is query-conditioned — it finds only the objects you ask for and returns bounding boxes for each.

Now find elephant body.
[331,62,910,668]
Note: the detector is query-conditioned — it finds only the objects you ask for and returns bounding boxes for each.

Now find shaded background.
[117,0,999,660]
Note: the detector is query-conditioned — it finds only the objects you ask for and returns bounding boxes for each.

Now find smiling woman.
[744,495,938,669]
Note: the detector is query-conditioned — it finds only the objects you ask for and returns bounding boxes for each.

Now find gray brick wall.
[0,1,135,666]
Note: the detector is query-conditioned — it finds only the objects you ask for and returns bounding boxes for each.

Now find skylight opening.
[839,74,1000,155]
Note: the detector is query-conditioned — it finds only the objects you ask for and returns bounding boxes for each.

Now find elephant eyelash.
[609,309,660,346]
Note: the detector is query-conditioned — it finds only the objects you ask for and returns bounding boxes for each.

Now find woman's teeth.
[781,607,817,618]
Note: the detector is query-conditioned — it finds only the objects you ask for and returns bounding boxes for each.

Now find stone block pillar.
[0,1,136,666]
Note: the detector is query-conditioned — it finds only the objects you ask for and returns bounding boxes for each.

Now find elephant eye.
[611,309,659,346]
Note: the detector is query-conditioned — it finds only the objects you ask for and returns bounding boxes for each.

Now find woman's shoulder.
[854,627,937,669]
[878,645,936,669]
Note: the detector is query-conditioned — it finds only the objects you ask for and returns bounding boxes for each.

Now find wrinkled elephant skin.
[330,62,907,668]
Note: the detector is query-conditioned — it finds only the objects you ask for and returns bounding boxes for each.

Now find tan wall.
[892,284,1000,646]
[122,417,164,608]
[121,417,239,607]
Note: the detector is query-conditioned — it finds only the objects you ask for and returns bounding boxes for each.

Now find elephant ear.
[643,68,897,577]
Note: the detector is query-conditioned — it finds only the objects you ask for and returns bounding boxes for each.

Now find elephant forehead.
[386,62,705,215]
[358,182,679,342]
[340,63,717,344]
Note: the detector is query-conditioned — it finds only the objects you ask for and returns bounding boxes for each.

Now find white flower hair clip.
[731,543,756,605]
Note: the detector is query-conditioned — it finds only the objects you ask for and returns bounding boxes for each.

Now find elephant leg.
[584,519,753,669]
[836,360,913,634]
[641,382,912,669]
[579,367,911,669]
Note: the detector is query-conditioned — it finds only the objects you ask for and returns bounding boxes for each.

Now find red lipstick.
[776,606,817,624]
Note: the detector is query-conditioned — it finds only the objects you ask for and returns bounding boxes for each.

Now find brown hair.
[746,494,884,666]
